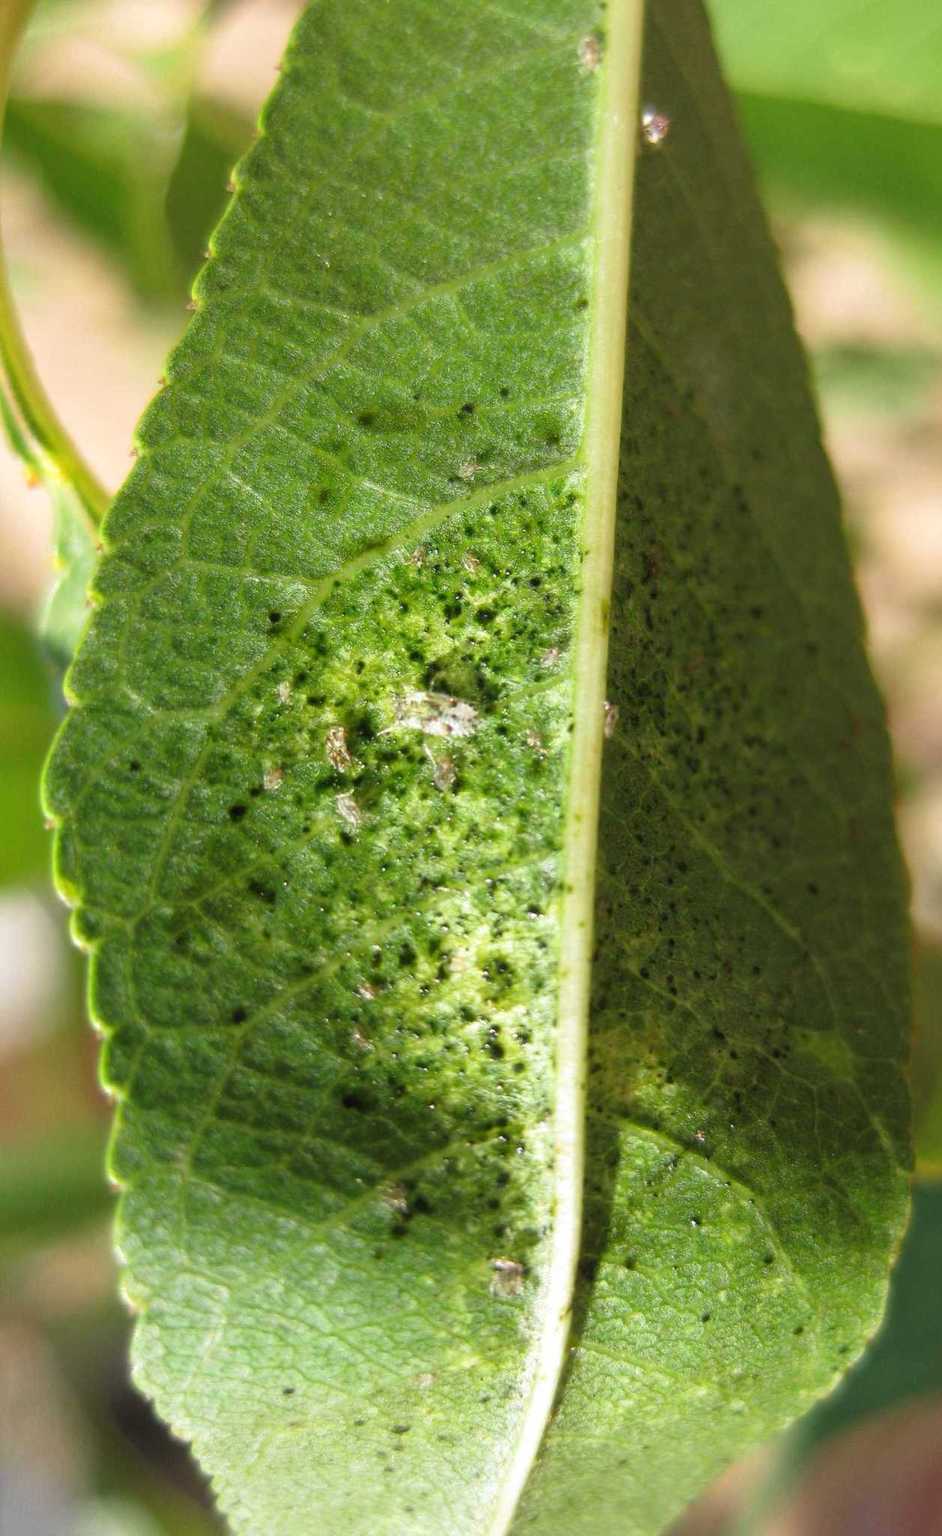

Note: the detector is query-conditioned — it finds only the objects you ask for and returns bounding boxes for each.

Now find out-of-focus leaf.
[912,945,942,1175]
[705,2,942,309]
[0,607,56,884]
[5,97,183,300]
[4,0,238,302]
[164,96,252,290]
[0,1122,109,1251]
[718,1179,942,1536]
[5,83,265,307]
[736,93,942,307]
[797,1180,942,1441]
[1,0,109,534]
[74,1501,164,1536]
[0,391,100,674]
[708,0,942,126]
[40,478,99,673]
[812,344,942,419]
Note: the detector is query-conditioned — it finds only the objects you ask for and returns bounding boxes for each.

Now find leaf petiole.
[0,0,109,528]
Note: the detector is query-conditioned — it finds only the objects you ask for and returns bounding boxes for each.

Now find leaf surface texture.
[45,2,910,1533]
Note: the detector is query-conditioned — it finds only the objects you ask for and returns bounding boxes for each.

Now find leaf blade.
[43,2,910,1534]
[514,3,911,1528]
[47,3,638,1531]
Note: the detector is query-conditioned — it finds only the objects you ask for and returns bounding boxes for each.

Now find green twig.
[0,0,109,526]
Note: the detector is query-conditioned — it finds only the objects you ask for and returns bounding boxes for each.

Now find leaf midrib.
[482,7,643,1532]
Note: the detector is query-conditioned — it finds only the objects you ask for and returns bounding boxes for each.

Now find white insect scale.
[392,689,479,739]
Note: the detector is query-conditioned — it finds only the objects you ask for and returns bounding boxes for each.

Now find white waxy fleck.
[490,1258,525,1298]
[263,766,284,792]
[578,34,601,71]
[335,792,362,830]
[352,1026,373,1052]
[641,105,671,146]
[326,725,353,772]
[603,700,619,738]
[394,689,478,739]
[382,1181,409,1216]
[276,680,292,704]
[425,744,457,790]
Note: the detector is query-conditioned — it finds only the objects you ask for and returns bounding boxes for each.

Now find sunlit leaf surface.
[45,2,910,1531]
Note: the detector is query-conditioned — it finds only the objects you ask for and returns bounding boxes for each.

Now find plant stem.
[0,0,109,525]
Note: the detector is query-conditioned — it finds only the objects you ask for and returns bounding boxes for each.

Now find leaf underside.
[44,2,910,1534]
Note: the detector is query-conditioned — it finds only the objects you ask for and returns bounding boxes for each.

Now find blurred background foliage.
[0,2,939,1533]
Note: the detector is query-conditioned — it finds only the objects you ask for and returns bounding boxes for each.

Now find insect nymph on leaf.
[392,688,479,738]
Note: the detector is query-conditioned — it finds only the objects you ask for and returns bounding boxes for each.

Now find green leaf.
[715,1177,942,1535]
[164,97,254,291]
[706,1,942,309]
[812,342,942,419]
[735,93,942,310]
[44,2,911,1533]
[40,475,100,672]
[707,0,942,126]
[4,0,267,303]
[784,1177,942,1460]
[4,75,254,303]
[4,96,184,300]
[0,607,57,884]
[0,0,109,533]
[0,3,106,678]
[0,1122,109,1252]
